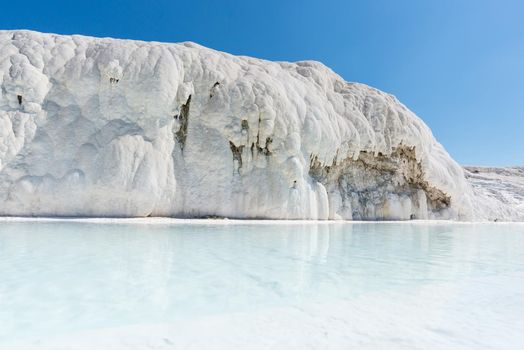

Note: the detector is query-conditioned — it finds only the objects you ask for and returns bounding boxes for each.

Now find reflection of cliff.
[1,220,523,341]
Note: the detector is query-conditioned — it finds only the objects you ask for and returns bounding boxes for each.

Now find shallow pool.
[0,220,523,349]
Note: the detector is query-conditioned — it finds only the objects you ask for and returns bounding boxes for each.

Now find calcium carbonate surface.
[0,30,521,220]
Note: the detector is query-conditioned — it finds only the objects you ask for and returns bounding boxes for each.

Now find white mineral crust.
[0,30,521,220]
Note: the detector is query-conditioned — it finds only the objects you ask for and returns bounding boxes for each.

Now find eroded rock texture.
[309,146,452,220]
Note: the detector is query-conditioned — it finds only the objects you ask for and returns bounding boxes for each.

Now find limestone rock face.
[0,30,517,220]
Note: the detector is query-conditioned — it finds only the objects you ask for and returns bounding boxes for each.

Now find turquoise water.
[0,221,523,348]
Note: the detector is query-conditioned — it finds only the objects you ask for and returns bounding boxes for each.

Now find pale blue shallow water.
[0,221,523,346]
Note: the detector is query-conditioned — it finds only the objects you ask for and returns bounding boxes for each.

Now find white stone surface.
[0,30,521,220]
[465,166,524,221]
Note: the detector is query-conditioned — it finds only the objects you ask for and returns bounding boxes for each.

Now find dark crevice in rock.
[255,116,261,147]
[174,94,191,151]
[242,111,273,158]
[209,81,220,98]
[229,141,244,174]
[256,137,272,156]
[17,95,22,105]
[241,119,249,132]
[252,115,272,157]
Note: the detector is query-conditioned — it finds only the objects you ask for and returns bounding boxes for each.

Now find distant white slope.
[0,30,520,220]
[465,167,524,221]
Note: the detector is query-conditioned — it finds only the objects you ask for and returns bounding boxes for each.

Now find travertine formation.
[0,30,521,220]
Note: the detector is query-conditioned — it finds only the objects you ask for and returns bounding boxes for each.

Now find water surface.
[0,220,523,349]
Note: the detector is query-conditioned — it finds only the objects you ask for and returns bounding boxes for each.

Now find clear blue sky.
[3,0,523,165]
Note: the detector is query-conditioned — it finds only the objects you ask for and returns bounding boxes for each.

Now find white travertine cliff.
[1,30,521,220]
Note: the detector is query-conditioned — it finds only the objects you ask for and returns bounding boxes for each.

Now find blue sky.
[2,0,523,165]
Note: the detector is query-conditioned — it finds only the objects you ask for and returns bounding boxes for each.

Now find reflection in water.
[0,221,523,341]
